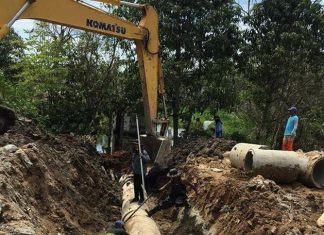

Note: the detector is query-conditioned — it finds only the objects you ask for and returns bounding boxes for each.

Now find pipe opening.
[313,158,324,188]
[244,151,253,171]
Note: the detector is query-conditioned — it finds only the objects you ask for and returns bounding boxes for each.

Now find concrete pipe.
[298,152,324,189]
[230,143,269,170]
[246,150,324,188]
[246,149,302,183]
[119,175,161,235]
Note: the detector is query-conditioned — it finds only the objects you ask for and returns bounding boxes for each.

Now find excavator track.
[0,105,16,134]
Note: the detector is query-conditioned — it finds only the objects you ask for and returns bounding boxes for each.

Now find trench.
[168,208,205,235]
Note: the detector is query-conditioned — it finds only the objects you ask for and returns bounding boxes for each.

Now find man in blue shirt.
[282,106,299,151]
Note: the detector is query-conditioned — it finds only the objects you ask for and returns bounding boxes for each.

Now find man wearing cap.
[106,220,129,235]
[130,142,150,203]
[282,106,299,151]
[147,168,198,217]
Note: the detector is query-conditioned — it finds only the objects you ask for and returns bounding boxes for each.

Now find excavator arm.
[0,0,170,166]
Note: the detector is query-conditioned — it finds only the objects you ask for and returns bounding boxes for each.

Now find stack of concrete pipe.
[230,143,324,188]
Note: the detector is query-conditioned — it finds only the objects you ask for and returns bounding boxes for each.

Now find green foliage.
[0,30,25,83]
[143,0,243,142]
[191,110,253,142]
[240,0,324,148]
[0,1,323,150]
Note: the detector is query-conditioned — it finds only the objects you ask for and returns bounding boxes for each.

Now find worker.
[147,168,198,217]
[214,115,223,138]
[130,142,150,203]
[282,106,299,151]
[106,220,129,235]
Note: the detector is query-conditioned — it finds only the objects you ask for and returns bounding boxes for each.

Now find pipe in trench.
[229,143,270,170]
[119,175,161,235]
[245,149,324,188]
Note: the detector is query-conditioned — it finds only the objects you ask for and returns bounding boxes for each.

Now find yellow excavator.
[0,0,171,167]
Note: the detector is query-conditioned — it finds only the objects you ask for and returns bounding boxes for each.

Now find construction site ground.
[0,119,323,234]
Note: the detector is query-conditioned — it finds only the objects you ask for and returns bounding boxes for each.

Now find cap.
[288,106,297,112]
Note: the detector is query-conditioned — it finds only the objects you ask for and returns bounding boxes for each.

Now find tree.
[241,0,324,149]
[142,0,242,143]
[0,30,25,83]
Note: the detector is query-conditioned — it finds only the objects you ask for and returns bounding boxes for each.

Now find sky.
[12,0,101,38]
[11,0,324,38]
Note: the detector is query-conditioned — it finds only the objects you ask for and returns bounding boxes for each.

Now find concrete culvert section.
[298,152,324,188]
[313,158,324,187]
[243,148,324,188]
[249,149,302,183]
[230,143,269,170]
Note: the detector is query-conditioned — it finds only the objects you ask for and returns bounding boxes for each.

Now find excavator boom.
[0,0,170,167]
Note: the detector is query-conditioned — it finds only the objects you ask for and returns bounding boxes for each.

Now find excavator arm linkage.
[0,0,170,166]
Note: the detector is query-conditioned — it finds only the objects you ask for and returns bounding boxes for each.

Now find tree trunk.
[256,93,272,143]
[114,111,124,150]
[107,113,114,154]
[172,49,181,146]
[172,95,180,145]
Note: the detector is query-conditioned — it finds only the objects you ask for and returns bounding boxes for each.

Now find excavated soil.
[0,118,121,234]
[1,118,323,235]
[149,138,324,235]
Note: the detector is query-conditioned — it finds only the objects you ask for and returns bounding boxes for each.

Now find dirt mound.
[149,144,323,235]
[170,137,236,166]
[0,118,121,234]
[179,157,323,234]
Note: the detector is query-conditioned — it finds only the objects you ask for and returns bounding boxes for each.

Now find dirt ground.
[0,118,121,234]
[149,138,324,235]
[0,118,323,235]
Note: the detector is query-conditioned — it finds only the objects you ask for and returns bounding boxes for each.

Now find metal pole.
[120,1,144,8]
[8,0,33,27]
[136,115,146,199]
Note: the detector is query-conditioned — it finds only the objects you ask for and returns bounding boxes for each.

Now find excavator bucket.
[0,105,16,134]
[140,135,172,169]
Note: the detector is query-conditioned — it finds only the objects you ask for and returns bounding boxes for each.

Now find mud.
[0,118,121,234]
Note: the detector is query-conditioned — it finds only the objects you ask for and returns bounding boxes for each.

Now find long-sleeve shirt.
[131,150,150,175]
